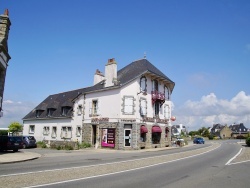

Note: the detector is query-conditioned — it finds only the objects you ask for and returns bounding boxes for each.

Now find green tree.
[8,122,23,135]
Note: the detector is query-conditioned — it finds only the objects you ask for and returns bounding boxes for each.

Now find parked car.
[0,136,23,152]
[193,137,205,144]
[22,136,37,148]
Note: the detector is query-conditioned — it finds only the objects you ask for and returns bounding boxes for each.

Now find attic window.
[62,106,71,116]
[47,108,55,117]
[36,110,44,118]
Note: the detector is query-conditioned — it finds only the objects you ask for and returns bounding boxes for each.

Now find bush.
[37,141,47,148]
[208,134,214,140]
[246,137,250,147]
[0,130,8,136]
[79,142,91,148]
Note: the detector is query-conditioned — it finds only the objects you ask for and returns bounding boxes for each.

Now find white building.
[23,58,175,150]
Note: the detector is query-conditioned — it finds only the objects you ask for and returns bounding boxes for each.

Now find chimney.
[94,69,105,85]
[105,58,117,87]
[0,9,11,47]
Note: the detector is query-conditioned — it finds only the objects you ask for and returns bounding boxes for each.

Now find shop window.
[152,132,161,144]
[43,126,50,135]
[29,125,35,134]
[61,126,72,139]
[51,127,57,138]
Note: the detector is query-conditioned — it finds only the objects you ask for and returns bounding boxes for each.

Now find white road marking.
[23,145,220,188]
[225,148,242,165]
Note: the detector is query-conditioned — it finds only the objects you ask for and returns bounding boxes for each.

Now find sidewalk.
[0,151,41,164]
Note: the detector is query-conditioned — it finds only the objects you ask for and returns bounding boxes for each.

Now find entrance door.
[124,129,132,147]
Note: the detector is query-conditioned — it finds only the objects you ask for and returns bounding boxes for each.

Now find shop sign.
[101,128,115,148]
[91,117,109,124]
[120,118,136,122]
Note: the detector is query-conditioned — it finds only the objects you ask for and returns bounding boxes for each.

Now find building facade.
[0,9,11,117]
[23,58,175,150]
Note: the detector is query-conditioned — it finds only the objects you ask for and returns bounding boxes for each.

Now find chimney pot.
[4,9,9,16]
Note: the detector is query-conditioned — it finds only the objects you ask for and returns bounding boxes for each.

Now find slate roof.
[229,123,248,133]
[23,59,175,120]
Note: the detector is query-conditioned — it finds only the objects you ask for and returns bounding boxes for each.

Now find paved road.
[0,140,249,188]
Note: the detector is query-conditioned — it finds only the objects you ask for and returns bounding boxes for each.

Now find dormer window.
[62,106,71,116]
[47,108,55,117]
[140,76,147,92]
[36,110,44,118]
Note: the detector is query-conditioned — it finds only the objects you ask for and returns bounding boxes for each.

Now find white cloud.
[173,91,250,130]
[0,100,36,128]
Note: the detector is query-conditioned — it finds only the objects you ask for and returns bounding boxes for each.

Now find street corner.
[0,150,41,164]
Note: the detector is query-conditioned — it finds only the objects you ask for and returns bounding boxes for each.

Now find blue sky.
[1,0,250,130]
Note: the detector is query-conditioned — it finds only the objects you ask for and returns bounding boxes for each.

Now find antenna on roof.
[144,52,147,59]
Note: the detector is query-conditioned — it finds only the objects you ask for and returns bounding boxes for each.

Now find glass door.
[124,129,131,147]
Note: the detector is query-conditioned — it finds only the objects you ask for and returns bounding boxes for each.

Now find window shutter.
[125,97,133,114]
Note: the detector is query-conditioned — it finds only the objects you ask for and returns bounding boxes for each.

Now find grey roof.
[229,123,248,133]
[23,59,175,120]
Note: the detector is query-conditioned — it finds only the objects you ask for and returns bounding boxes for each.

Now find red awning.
[152,126,162,133]
[140,125,148,133]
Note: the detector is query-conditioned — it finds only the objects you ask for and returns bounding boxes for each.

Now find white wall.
[23,118,82,142]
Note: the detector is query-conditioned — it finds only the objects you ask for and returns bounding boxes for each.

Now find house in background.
[23,58,175,150]
[0,9,11,117]
[229,123,248,138]
[171,124,187,137]
[210,124,232,139]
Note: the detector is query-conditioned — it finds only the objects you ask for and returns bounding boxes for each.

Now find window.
[29,125,35,134]
[165,86,170,100]
[77,105,83,115]
[140,98,147,116]
[52,127,57,138]
[76,126,81,137]
[164,105,170,119]
[140,76,147,92]
[43,126,50,135]
[123,96,134,115]
[154,102,160,117]
[36,110,43,118]
[152,132,161,144]
[61,126,72,139]
[62,107,71,116]
[89,100,99,116]
[152,80,158,91]
[47,108,55,117]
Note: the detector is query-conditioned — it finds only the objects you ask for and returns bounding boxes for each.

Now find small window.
[43,126,50,135]
[154,102,160,116]
[77,105,83,115]
[29,125,35,134]
[140,76,147,92]
[52,127,57,138]
[76,126,81,137]
[61,126,72,139]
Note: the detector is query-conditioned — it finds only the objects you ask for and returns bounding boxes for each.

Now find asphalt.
[0,141,248,164]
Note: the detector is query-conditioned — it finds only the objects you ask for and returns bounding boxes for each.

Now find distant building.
[0,9,11,117]
[171,124,187,136]
[229,123,248,138]
[23,58,175,150]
